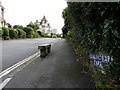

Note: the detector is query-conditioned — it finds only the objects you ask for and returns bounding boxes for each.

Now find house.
[30,16,51,35]
[0,1,5,28]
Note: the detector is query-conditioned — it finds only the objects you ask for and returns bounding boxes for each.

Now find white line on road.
[0,39,60,89]
[0,77,12,90]
[0,51,40,79]
[0,39,59,79]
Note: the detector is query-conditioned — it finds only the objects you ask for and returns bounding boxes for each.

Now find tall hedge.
[32,31,40,38]
[17,29,26,38]
[9,28,18,39]
[23,27,34,38]
[62,2,120,82]
[27,24,39,31]
[0,29,4,37]
[2,27,10,40]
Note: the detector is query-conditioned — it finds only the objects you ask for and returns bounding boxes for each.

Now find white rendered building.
[34,16,51,35]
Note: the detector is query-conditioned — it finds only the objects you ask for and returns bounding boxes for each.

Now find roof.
[42,16,47,21]
[41,15,48,24]
[42,16,46,20]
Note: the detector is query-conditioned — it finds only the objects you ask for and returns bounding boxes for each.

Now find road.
[1,38,59,71]
[4,39,95,88]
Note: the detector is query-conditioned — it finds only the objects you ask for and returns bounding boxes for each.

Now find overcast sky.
[1,0,67,34]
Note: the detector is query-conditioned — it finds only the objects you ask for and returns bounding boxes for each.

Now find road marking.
[0,40,59,79]
[0,39,60,89]
[0,51,39,78]
[0,77,12,90]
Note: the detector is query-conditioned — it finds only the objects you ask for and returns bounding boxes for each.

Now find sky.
[1,0,67,34]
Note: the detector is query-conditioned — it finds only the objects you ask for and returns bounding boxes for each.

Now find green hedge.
[2,27,10,40]
[23,27,34,38]
[62,2,120,83]
[32,31,40,38]
[41,33,51,38]
[17,29,26,38]
[9,28,18,39]
[37,31,41,36]
[0,29,4,37]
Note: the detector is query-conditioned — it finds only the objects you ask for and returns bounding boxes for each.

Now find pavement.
[4,39,95,88]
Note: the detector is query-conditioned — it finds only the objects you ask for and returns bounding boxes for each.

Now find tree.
[23,27,34,38]
[6,23,12,28]
[2,27,10,40]
[37,31,41,36]
[17,29,26,38]
[9,28,18,39]
[13,25,19,29]
[27,24,39,31]
[13,25,24,29]
[62,2,120,85]
[62,8,70,38]
[3,20,6,27]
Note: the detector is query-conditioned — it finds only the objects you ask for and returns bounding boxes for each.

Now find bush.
[2,27,10,40]
[41,33,51,38]
[9,28,18,39]
[37,31,41,36]
[23,27,34,38]
[27,24,39,31]
[0,29,4,37]
[62,2,120,86]
[17,29,26,38]
[32,31,40,38]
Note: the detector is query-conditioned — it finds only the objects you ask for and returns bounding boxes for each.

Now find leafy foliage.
[2,24,41,39]
[62,2,120,84]
[32,31,40,38]
[23,27,34,38]
[17,29,26,38]
[41,33,51,38]
[0,29,4,37]
[13,25,19,29]
[27,24,39,31]
[2,27,10,40]
[9,28,18,39]
[62,8,70,38]
[37,31,42,36]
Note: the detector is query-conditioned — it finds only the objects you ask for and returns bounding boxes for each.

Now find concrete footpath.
[4,39,95,88]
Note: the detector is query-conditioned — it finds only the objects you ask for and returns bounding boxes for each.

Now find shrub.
[41,33,51,38]
[13,25,24,29]
[2,27,10,40]
[23,27,34,38]
[32,31,40,38]
[27,24,39,31]
[37,31,41,36]
[17,29,26,38]
[62,2,120,86]
[0,29,4,37]
[13,25,19,29]
[9,28,18,39]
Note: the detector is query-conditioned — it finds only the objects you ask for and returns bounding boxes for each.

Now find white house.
[0,1,5,28]
[31,16,51,35]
